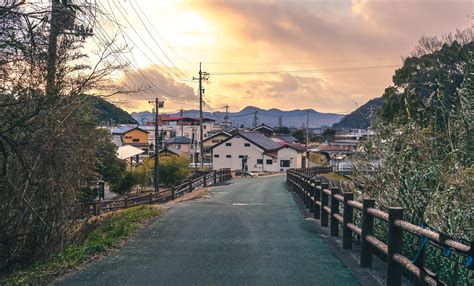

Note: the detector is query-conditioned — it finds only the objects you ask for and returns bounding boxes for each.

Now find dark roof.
[252,124,274,132]
[165,136,191,145]
[159,145,183,156]
[276,134,298,143]
[284,143,306,152]
[238,132,281,150]
[203,131,231,142]
[112,126,148,135]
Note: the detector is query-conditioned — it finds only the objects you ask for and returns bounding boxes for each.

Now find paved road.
[57,175,358,286]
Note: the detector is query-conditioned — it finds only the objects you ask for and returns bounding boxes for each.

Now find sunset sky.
[95,0,472,114]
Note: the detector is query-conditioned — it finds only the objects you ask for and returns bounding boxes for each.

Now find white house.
[211,131,306,172]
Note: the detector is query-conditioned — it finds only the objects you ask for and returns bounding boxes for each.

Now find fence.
[287,167,473,286]
[89,168,232,216]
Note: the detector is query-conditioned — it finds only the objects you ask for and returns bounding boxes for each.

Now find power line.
[128,0,190,79]
[210,64,401,76]
[204,56,402,66]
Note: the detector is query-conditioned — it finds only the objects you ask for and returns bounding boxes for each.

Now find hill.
[332,97,384,129]
[89,97,138,125]
[131,106,344,128]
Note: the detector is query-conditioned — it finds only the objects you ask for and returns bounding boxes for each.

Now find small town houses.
[211,131,306,172]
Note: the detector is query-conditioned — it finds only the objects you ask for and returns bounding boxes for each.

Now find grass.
[2,205,160,285]
[323,172,348,181]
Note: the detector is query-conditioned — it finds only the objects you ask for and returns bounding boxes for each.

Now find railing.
[287,168,473,286]
[89,168,232,216]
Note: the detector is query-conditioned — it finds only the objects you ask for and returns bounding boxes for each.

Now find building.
[116,145,145,166]
[211,131,306,172]
[112,126,149,157]
[252,123,274,136]
[159,145,184,157]
[271,134,298,144]
[202,131,231,163]
[165,136,193,154]
[161,117,217,140]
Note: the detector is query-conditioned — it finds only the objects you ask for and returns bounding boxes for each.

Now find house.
[161,117,217,140]
[159,145,184,157]
[271,134,298,144]
[211,131,306,172]
[165,136,193,154]
[112,126,149,156]
[252,123,274,136]
[202,131,231,163]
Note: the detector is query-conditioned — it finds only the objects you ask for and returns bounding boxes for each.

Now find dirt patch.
[165,187,215,205]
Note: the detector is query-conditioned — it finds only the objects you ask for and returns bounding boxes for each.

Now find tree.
[159,156,191,187]
[274,126,291,134]
[0,1,127,272]
[291,129,306,143]
[322,128,336,142]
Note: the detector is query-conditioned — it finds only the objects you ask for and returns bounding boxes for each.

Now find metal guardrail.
[287,167,473,286]
[89,168,232,216]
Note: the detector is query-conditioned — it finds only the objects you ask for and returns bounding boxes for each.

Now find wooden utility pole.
[180,108,184,136]
[193,62,209,171]
[306,110,309,168]
[150,99,164,193]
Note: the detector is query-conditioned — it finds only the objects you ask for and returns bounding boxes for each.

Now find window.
[226,155,232,158]
[132,138,139,142]
[214,154,219,158]
[244,143,251,147]
[212,139,220,143]
[226,142,232,146]
[125,136,132,139]
[238,155,245,159]
[280,160,290,167]
[257,159,263,164]
[176,145,181,149]
[203,125,207,129]
[266,159,273,165]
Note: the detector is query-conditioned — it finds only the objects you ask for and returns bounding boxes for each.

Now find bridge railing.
[89,168,232,216]
[286,168,473,286]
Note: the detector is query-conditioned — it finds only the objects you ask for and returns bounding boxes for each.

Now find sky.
[94,0,473,114]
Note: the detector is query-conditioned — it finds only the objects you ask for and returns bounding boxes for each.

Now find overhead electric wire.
[210,64,401,76]
[110,0,190,82]
[130,0,196,65]
[128,0,191,80]
[204,56,402,66]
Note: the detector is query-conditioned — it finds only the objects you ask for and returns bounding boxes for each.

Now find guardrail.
[89,168,232,216]
[287,168,473,286]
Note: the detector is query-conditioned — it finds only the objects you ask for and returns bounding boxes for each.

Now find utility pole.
[149,99,164,193]
[252,111,259,128]
[305,110,309,168]
[306,110,309,148]
[223,105,230,131]
[46,1,92,100]
[180,107,184,136]
[193,62,209,171]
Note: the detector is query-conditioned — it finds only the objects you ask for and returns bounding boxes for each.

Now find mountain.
[131,106,344,128]
[89,97,138,125]
[332,97,384,129]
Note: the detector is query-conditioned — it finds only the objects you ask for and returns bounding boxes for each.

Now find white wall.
[277,147,304,171]
[212,136,273,172]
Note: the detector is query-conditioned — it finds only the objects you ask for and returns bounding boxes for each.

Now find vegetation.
[2,206,160,284]
[351,29,473,241]
[332,97,384,129]
[159,155,191,187]
[0,1,128,274]
[90,96,138,125]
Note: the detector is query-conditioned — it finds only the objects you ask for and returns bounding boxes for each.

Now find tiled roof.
[112,126,147,134]
[166,136,192,144]
[276,134,298,143]
[160,145,183,156]
[239,131,282,151]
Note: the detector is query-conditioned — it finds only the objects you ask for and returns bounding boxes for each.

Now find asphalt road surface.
[56,175,358,286]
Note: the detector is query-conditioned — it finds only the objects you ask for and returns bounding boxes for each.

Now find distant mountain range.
[131,106,344,128]
[332,97,384,129]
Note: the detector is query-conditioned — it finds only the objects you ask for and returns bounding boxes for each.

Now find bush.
[159,156,190,187]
